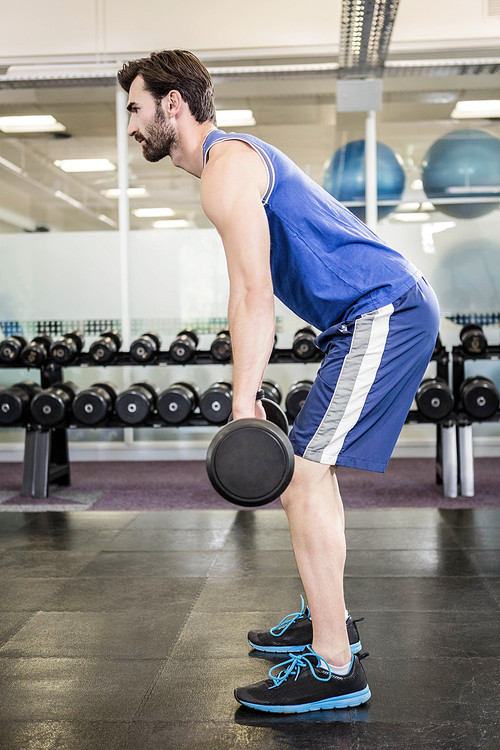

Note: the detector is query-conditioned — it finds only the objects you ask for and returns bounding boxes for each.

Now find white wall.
[1,0,498,62]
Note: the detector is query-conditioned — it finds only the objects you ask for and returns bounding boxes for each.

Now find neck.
[170,121,218,178]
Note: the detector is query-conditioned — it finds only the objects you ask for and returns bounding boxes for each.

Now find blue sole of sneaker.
[248,640,362,655]
[235,685,371,713]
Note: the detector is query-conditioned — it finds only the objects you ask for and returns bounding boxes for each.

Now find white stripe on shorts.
[304,303,394,465]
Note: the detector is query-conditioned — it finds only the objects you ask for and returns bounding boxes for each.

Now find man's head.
[117,50,216,125]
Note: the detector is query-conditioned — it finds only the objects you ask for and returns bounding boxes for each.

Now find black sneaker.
[235,646,371,713]
[248,596,362,654]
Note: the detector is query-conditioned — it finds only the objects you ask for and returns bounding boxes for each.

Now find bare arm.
[201,141,275,420]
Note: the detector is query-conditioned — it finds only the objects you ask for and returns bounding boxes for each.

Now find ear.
[163,90,183,118]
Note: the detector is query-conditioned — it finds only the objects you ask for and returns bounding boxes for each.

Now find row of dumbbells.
[415,376,500,421]
[0,379,314,429]
[0,327,321,367]
[2,374,498,429]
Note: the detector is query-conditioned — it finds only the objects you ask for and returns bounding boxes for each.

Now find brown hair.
[117,50,216,124]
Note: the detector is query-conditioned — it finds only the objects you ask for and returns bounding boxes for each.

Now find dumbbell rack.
[452,345,500,498]
[404,345,458,498]
[1,342,458,500]
[0,361,72,499]
[0,346,323,499]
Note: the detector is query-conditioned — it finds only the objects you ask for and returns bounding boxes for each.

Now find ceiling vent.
[486,0,500,17]
[338,0,401,78]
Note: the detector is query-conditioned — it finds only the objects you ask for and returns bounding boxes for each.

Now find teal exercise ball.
[323,140,405,220]
[422,129,500,219]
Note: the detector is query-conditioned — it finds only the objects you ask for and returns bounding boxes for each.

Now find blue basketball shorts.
[288,276,440,472]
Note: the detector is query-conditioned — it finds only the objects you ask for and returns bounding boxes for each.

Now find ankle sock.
[327,659,352,676]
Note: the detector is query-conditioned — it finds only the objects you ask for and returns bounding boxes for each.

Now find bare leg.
[281,455,351,667]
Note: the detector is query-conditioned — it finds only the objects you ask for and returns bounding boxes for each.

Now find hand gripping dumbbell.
[285,380,313,422]
[0,335,27,364]
[415,378,454,420]
[169,330,199,364]
[460,376,499,420]
[206,396,294,507]
[30,382,78,427]
[50,330,85,365]
[199,382,233,424]
[292,328,320,361]
[72,383,116,426]
[0,381,41,426]
[460,324,487,356]
[210,330,232,363]
[129,332,161,364]
[20,334,53,367]
[157,382,199,425]
[115,382,157,425]
[89,330,123,364]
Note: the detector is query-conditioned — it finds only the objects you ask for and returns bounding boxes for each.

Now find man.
[117,50,440,714]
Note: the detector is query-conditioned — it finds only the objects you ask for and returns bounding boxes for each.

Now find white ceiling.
[0,0,499,232]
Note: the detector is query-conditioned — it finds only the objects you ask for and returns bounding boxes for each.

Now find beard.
[139,103,178,163]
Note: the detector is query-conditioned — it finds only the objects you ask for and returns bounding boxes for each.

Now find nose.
[127,115,137,138]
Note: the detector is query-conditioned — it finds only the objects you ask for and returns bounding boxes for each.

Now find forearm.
[229,288,276,419]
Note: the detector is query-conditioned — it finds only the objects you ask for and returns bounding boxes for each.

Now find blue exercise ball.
[422,129,500,219]
[323,140,405,220]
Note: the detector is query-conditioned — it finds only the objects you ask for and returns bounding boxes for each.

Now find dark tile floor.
[0,506,499,749]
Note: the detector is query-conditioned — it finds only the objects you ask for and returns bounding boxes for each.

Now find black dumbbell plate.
[206,418,294,507]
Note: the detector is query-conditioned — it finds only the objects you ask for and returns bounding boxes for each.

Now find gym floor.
[0,505,498,749]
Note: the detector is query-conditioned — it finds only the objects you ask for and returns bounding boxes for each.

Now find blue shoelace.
[268,646,332,689]
[269,595,310,636]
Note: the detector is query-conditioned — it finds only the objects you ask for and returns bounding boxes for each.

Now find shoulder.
[202,138,268,196]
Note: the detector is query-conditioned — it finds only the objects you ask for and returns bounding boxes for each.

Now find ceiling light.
[0,155,26,176]
[392,212,431,222]
[0,115,66,133]
[54,190,83,210]
[153,219,190,229]
[102,187,149,198]
[54,158,116,173]
[216,109,256,127]
[451,100,500,119]
[98,214,118,228]
[132,207,175,218]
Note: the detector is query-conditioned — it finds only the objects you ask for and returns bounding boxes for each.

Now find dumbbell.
[20,334,52,367]
[72,382,116,426]
[261,380,282,405]
[89,330,122,364]
[30,382,78,426]
[415,378,454,420]
[115,382,157,425]
[460,376,499,420]
[169,330,198,364]
[210,330,231,362]
[285,380,313,421]
[129,332,161,364]
[0,381,41,425]
[0,335,27,364]
[199,382,233,424]
[157,382,199,424]
[460,324,487,356]
[292,328,319,361]
[50,330,85,365]
[206,397,294,507]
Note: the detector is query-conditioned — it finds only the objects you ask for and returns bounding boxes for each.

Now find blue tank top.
[203,130,421,331]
